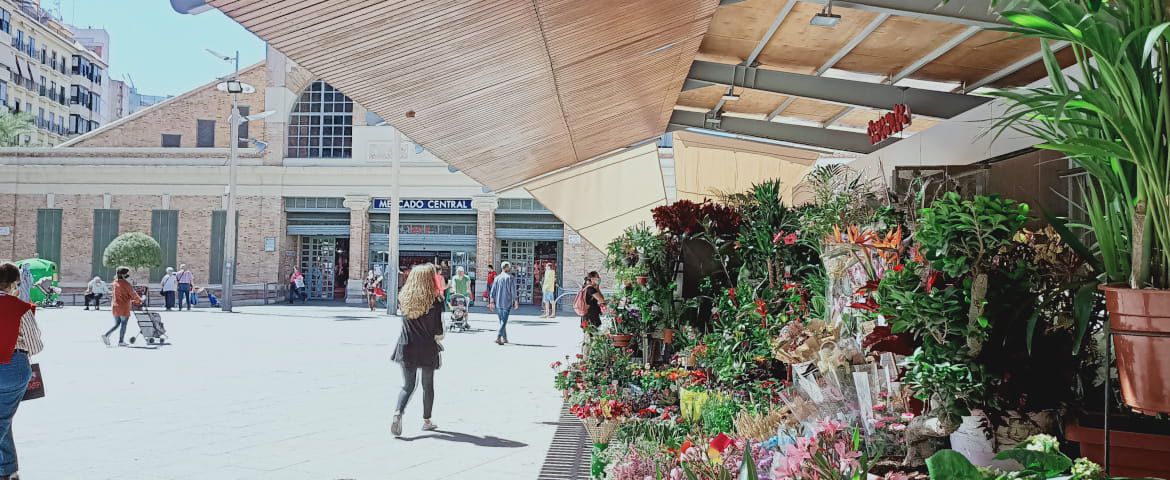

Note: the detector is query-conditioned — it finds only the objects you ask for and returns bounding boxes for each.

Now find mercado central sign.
[372,198,473,210]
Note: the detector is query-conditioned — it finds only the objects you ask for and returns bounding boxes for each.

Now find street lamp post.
[386,129,402,316]
[212,50,243,312]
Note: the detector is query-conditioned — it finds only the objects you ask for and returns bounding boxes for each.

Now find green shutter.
[209,210,226,284]
[150,210,179,281]
[91,209,119,280]
[35,209,62,266]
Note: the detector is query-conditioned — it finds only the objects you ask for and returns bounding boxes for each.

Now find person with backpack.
[576,271,604,329]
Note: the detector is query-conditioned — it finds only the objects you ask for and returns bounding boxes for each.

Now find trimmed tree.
[103,232,163,273]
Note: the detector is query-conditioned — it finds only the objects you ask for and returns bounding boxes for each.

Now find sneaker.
[422,420,438,431]
[118,342,128,347]
[84,307,89,311]
[391,414,403,436]
[101,335,110,346]
[495,338,503,345]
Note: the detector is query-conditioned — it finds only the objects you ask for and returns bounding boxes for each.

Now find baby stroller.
[130,303,169,346]
[448,294,470,332]
[32,278,63,309]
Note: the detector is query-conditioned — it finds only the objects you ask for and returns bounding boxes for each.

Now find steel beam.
[711,0,798,114]
[799,0,1006,28]
[767,13,890,120]
[825,25,980,127]
[686,60,989,119]
[669,110,884,154]
[961,41,1071,92]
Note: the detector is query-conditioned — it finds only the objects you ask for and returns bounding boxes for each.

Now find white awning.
[525,143,665,250]
[672,131,818,205]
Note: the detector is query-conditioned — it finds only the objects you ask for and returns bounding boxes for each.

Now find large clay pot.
[661,328,675,344]
[1066,421,1170,479]
[609,333,633,348]
[1101,285,1170,415]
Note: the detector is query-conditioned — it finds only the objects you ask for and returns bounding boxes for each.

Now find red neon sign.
[868,104,912,145]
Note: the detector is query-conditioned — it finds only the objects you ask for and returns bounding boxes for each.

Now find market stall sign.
[372,198,472,210]
[868,104,912,145]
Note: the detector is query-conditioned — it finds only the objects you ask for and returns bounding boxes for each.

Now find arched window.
[286,80,353,158]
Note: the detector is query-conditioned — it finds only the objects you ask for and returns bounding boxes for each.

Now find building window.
[0,9,9,34]
[36,107,43,129]
[286,80,353,159]
[196,119,215,147]
[36,209,62,266]
[13,30,22,50]
[91,209,119,280]
[49,51,56,70]
[26,37,34,58]
[38,76,45,97]
[150,210,179,281]
[0,81,8,107]
[161,133,181,147]
[237,106,250,147]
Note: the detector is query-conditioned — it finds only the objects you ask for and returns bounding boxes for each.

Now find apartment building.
[0,0,108,145]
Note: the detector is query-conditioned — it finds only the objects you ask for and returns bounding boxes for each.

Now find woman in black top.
[390,263,445,436]
[582,271,604,328]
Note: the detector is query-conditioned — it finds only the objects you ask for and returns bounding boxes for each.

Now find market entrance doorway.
[299,236,349,301]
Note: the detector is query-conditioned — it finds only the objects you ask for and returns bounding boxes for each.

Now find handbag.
[22,364,43,401]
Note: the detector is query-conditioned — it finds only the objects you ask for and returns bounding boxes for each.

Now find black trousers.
[396,363,436,419]
[84,293,103,308]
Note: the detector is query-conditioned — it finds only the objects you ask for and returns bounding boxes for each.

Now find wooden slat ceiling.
[681,0,1068,140]
[208,0,719,190]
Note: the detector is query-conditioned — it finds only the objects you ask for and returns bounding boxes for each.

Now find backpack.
[573,286,589,316]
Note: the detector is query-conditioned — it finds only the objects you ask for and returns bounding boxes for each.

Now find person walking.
[364,270,382,312]
[540,264,557,318]
[482,264,496,304]
[389,263,445,437]
[449,266,471,307]
[84,276,109,311]
[102,267,141,347]
[0,262,45,480]
[487,262,519,345]
[288,267,305,304]
[175,265,194,311]
[160,267,178,311]
[581,271,605,329]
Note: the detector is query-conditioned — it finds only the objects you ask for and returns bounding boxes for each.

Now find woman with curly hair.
[390,263,445,436]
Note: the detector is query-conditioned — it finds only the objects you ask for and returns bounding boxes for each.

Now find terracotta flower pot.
[661,328,675,344]
[1101,285,1170,415]
[1066,421,1170,479]
[609,333,633,348]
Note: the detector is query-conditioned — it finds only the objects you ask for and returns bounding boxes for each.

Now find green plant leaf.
[925,450,986,480]
[1142,23,1170,66]
[1072,281,1099,352]
[994,448,1073,476]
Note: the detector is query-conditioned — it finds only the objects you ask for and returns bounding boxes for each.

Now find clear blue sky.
[60,0,266,96]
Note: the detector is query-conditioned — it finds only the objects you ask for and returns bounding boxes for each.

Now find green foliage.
[102,232,163,270]
[699,396,740,436]
[916,193,1030,278]
[927,433,1115,479]
[903,351,987,428]
[0,111,34,146]
[989,0,1170,288]
[796,164,893,247]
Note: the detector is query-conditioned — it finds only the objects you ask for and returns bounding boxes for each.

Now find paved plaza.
[15,304,580,479]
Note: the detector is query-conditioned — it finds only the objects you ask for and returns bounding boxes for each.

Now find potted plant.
[103,232,163,279]
[991,0,1170,416]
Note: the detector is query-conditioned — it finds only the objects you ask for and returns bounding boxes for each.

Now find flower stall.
[547,2,1170,476]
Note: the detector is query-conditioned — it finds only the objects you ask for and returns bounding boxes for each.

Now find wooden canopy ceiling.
[677,0,1071,145]
[209,0,719,190]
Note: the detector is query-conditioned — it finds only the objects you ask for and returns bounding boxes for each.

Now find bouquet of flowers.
[772,319,840,364]
[771,420,867,480]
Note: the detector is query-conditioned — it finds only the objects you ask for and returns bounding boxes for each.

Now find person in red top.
[482,264,497,303]
[102,267,141,347]
[0,261,44,480]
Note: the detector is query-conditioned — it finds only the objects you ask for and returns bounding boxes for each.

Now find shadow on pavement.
[505,343,556,348]
[333,316,371,321]
[397,430,528,448]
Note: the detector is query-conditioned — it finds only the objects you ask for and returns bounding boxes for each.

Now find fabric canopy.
[525,144,666,251]
[673,132,818,205]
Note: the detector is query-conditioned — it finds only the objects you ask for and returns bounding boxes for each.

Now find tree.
[103,232,162,271]
[0,111,34,147]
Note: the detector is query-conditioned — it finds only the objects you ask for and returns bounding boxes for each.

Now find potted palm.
[992,0,1170,417]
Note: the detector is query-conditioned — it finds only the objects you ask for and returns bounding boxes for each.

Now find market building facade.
[0,46,609,305]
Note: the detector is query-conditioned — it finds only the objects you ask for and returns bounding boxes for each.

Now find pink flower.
[875,421,887,429]
[873,403,886,412]
[784,233,797,245]
[890,423,907,432]
[901,412,916,421]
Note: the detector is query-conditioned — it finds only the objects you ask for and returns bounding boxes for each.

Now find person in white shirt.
[160,267,178,311]
[84,276,109,311]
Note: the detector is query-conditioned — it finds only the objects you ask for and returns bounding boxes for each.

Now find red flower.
[615,316,622,324]
[728,288,736,301]
[893,264,904,273]
[784,233,798,245]
[709,432,733,453]
[755,298,767,316]
[849,297,879,312]
[925,271,940,294]
[773,231,785,244]
[679,440,694,458]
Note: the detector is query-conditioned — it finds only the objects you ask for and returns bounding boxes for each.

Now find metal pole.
[386,129,402,316]
[221,51,240,312]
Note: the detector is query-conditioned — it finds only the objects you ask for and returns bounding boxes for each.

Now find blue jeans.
[396,364,436,419]
[0,351,32,475]
[177,284,192,310]
[105,315,130,343]
[496,307,511,341]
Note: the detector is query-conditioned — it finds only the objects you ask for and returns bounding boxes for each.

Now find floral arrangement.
[771,420,866,480]
[771,319,840,364]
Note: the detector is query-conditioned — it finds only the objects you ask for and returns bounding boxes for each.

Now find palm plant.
[990,0,1169,290]
[0,111,34,146]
